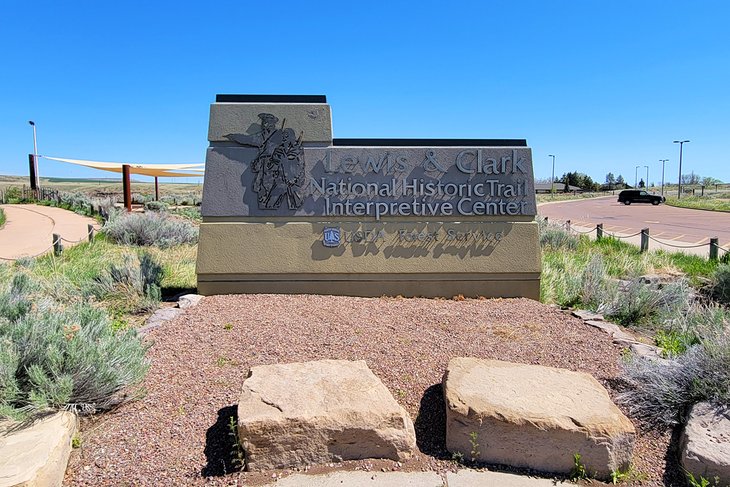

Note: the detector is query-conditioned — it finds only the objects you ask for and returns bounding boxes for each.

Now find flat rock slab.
[138,307,182,334]
[681,402,730,484]
[443,358,635,479]
[585,319,623,336]
[177,293,204,309]
[262,471,444,486]
[0,411,78,487]
[572,310,605,321]
[238,359,416,471]
[447,470,575,486]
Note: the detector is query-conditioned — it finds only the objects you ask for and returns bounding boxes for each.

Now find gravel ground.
[64,295,683,486]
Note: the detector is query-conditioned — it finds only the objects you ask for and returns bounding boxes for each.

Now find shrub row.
[102,210,198,248]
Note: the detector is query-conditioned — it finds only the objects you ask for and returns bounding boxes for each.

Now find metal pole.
[28,121,39,189]
[644,166,649,189]
[122,164,132,212]
[635,165,639,188]
[28,154,38,191]
[674,140,690,199]
[155,176,159,201]
[548,154,555,197]
[659,159,668,196]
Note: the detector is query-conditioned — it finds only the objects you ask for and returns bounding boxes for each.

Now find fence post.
[544,217,548,223]
[710,237,719,261]
[53,234,63,256]
[566,220,571,233]
[596,223,603,240]
[640,228,649,252]
[87,224,95,242]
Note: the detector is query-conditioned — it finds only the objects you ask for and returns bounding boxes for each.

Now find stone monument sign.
[196,94,541,298]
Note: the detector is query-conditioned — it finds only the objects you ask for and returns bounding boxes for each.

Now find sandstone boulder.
[0,411,78,487]
[443,358,635,479]
[237,359,416,471]
[681,402,730,484]
[177,293,204,309]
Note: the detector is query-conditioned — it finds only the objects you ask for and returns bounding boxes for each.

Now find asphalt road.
[538,196,730,248]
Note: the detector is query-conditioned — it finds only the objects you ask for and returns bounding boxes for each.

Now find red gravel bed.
[64,295,681,486]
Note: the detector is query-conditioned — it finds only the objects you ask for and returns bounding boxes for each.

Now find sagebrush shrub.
[102,210,198,247]
[144,201,169,212]
[538,219,579,250]
[600,278,692,328]
[618,332,730,429]
[0,278,149,420]
[91,252,163,313]
[580,254,615,309]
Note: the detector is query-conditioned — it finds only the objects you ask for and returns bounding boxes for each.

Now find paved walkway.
[0,204,99,261]
[262,470,596,486]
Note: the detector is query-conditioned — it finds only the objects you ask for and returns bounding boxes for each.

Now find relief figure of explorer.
[224,113,305,210]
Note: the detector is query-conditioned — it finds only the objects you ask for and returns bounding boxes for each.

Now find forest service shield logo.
[323,227,341,247]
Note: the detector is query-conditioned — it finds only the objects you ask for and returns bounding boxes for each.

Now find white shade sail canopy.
[42,156,205,178]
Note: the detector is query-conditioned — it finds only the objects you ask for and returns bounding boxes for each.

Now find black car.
[617,190,666,205]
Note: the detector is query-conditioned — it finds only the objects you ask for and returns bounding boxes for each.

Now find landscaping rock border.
[571,310,665,361]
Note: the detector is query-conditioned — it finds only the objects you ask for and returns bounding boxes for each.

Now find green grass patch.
[0,207,5,228]
[666,195,730,212]
[5,237,197,312]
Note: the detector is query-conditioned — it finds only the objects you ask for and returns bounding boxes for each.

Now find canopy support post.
[122,164,132,212]
[155,176,159,201]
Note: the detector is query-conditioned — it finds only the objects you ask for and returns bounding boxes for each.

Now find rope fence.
[545,216,726,261]
[604,230,643,239]
[646,235,709,250]
[59,225,96,244]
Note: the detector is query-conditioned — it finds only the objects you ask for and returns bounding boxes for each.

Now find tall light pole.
[28,121,39,190]
[673,140,690,199]
[644,165,649,189]
[548,154,556,196]
[635,165,640,188]
[659,159,669,196]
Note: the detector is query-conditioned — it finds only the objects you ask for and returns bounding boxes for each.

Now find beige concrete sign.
[197,94,540,298]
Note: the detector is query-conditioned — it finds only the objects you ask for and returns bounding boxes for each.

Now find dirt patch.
[64,295,682,486]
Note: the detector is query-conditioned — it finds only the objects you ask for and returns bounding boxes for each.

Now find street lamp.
[659,159,669,196]
[28,121,39,189]
[28,121,38,156]
[673,140,690,199]
[644,165,649,189]
[548,154,556,196]
[635,165,640,188]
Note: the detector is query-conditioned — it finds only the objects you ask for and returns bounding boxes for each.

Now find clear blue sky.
[1,0,728,186]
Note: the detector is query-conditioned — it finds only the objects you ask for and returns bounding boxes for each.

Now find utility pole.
[28,121,39,190]
[635,165,640,188]
[659,159,669,196]
[644,166,649,189]
[673,140,690,199]
[548,154,556,197]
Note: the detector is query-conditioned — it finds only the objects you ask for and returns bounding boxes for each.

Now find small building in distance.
[535,183,584,194]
